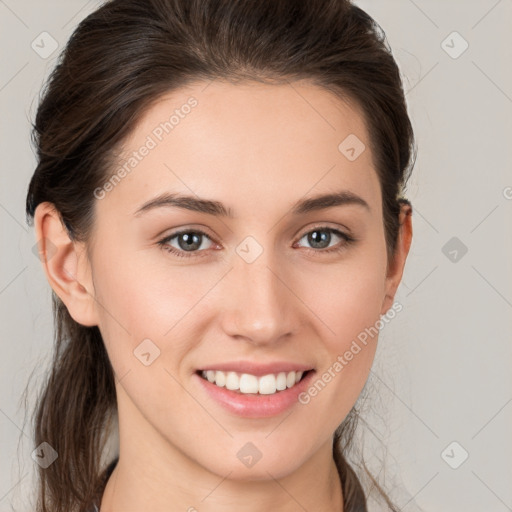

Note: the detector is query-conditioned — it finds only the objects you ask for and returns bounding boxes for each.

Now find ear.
[33,202,99,327]
[380,202,413,315]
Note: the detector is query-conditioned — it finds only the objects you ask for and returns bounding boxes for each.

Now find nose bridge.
[221,243,296,343]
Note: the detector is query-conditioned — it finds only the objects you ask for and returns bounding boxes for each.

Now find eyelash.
[157,226,355,259]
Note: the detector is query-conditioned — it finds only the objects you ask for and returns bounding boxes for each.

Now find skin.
[34,79,412,512]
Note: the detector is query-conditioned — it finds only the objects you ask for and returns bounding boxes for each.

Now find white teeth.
[258,374,277,394]
[276,372,287,391]
[214,370,226,387]
[225,371,239,391]
[200,370,307,395]
[239,373,259,393]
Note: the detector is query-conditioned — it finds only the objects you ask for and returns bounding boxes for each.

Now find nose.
[219,248,299,346]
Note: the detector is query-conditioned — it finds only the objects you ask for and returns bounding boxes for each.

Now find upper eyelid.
[297,223,351,238]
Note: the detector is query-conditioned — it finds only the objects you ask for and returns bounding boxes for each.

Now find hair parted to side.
[23,0,416,511]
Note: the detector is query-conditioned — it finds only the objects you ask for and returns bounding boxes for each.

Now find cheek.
[295,248,387,409]
[93,242,196,332]
[91,246,212,378]
[302,250,387,349]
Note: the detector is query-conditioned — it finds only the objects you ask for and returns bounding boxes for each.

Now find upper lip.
[197,360,315,377]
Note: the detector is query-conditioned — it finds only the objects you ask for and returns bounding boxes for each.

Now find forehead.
[96,79,381,221]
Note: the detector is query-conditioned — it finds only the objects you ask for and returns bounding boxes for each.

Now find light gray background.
[1,1,511,511]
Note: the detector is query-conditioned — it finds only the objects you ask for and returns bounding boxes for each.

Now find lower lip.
[194,370,316,418]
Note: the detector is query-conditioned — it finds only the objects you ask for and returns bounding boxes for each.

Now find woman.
[25,0,415,510]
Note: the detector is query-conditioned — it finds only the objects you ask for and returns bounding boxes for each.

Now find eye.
[294,226,355,254]
[157,229,215,258]
[157,225,355,259]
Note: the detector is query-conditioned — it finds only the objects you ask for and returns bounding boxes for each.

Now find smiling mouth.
[195,369,313,395]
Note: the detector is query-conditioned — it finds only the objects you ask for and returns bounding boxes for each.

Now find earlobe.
[33,202,99,327]
[380,203,413,315]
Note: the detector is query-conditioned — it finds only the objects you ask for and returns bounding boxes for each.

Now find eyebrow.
[133,190,370,218]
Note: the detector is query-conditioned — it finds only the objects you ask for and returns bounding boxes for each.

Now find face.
[41,79,409,482]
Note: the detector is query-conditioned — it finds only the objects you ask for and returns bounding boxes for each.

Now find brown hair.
[23,0,416,510]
